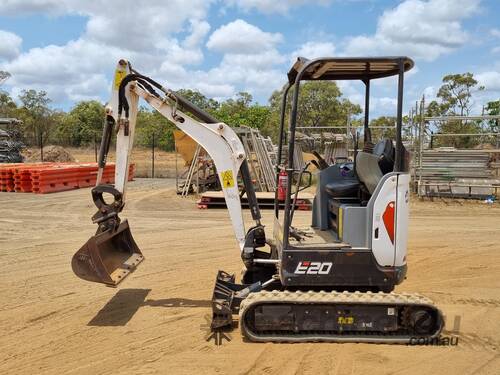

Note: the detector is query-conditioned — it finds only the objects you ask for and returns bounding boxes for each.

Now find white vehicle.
[72,57,443,343]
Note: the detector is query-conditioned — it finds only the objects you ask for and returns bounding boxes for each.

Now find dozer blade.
[71,220,144,286]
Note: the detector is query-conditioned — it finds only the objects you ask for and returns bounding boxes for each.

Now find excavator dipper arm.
[72,60,261,286]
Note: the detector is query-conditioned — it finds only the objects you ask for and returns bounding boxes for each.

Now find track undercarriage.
[212,271,444,344]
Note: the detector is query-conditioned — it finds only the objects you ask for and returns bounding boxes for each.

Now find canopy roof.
[287,56,414,83]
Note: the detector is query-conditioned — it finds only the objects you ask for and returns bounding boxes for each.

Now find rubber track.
[239,290,444,343]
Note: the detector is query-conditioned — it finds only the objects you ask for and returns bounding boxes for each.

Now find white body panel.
[371,173,410,268]
[371,175,397,267]
[394,174,410,267]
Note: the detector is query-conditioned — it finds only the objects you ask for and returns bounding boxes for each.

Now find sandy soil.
[1,179,499,375]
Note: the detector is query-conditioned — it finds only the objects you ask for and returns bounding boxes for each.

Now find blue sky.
[0,0,499,118]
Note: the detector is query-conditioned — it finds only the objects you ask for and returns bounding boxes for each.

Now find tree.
[436,73,484,116]
[215,92,271,131]
[426,73,484,148]
[55,100,104,146]
[176,89,219,113]
[485,100,500,147]
[267,81,362,140]
[0,92,17,117]
[135,107,176,151]
[0,71,10,86]
[18,89,53,146]
[369,116,397,140]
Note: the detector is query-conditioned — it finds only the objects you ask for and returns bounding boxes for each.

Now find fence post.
[40,128,43,162]
[94,132,98,162]
[151,132,155,178]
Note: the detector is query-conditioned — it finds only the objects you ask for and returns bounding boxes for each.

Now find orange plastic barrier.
[0,163,25,192]
[0,162,135,194]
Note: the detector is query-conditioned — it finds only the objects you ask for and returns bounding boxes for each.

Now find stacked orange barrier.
[78,164,116,188]
[0,163,135,194]
[0,163,25,192]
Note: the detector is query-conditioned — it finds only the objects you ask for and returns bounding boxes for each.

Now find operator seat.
[356,139,394,194]
[324,179,359,197]
[323,139,395,198]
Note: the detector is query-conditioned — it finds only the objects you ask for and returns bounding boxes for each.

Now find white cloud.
[344,0,480,61]
[0,30,22,61]
[201,20,288,98]
[0,1,228,104]
[222,49,285,69]
[291,41,335,60]
[223,0,332,14]
[373,97,397,112]
[206,19,282,54]
[1,39,123,102]
[423,85,437,100]
[475,71,500,92]
[491,28,500,38]
[0,2,211,52]
[0,0,66,15]
[131,19,285,100]
[184,20,211,49]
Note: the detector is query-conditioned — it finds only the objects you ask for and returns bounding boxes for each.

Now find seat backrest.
[355,151,383,194]
[373,139,395,174]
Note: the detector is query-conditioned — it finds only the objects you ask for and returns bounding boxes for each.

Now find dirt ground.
[1,179,499,375]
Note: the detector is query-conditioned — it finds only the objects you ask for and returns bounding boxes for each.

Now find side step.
[239,290,444,343]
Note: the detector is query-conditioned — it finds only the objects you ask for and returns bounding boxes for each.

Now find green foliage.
[426,73,485,148]
[54,101,104,146]
[485,100,499,132]
[176,89,219,112]
[369,116,397,140]
[214,92,271,131]
[0,91,17,117]
[436,73,484,116]
[266,81,362,141]
[17,89,54,146]
[5,72,492,152]
[135,107,176,151]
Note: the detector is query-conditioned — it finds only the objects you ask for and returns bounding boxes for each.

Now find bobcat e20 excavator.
[72,56,444,343]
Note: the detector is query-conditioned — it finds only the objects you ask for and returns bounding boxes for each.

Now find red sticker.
[382,201,395,244]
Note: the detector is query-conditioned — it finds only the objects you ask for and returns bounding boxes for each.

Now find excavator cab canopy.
[275,56,414,248]
[287,56,414,82]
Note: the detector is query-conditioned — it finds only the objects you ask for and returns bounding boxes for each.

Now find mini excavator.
[72,57,444,343]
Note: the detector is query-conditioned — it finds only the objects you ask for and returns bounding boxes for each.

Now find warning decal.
[220,170,235,188]
[114,69,127,90]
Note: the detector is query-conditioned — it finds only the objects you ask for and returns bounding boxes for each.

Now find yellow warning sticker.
[113,68,127,90]
[220,170,235,188]
[338,316,354,325]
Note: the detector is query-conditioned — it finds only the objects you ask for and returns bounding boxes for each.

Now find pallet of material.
[197,191,313,210]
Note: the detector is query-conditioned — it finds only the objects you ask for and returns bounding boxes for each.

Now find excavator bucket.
[71,220,144,286]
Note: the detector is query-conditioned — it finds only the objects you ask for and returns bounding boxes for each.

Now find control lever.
[312,151,329,170]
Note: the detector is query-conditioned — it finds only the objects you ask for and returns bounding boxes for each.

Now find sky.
[0,0,499,118]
